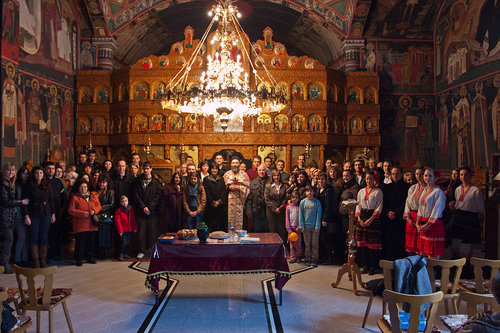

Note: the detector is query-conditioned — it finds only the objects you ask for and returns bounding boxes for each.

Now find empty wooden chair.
[363,260,395,327]
[377,290,443,333]
[459,257,500,293]
[460,291,500,317]
[13,265,74,333]
[426,257,466,314]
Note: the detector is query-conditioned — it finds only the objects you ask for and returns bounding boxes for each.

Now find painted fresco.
[185,114,201,132]
[274,114,288,132]
[435,0,500,91]
[256,114,272,132]
[80,40,96,69]
[308,114,322,132]
[1,0,78,166]
[291,114,306,132]
[376,40,434,94]
[135,114,148,132]
[151,114,166,132]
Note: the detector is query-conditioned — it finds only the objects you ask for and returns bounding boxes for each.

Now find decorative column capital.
[341,39,365,72]
[92,37,118,71]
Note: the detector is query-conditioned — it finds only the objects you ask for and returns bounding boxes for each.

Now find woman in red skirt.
[355,170,383,275]
[403,166,425,254]
[416,168,446,258]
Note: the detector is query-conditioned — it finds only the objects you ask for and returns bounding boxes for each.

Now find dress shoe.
[76,261,83,267]
[87,259,97,264]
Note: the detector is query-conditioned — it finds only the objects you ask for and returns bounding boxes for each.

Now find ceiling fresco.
[78,0,446,67]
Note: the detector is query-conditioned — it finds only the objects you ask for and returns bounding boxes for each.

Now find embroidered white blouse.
[403,183,426,219]
[454,185,485,213]
[355,187,383,218]
[416,186,445,224]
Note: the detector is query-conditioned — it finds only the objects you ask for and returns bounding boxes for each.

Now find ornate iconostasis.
[76,27,380,174]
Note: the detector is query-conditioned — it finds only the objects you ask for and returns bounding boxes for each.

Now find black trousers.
[75,231,96,262]
[382,217,407,261]
[137,215,159,254]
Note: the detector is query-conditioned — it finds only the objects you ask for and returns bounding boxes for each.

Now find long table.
[145,233,290,304]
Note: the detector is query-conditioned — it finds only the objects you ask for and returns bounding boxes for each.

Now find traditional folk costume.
[416,186,446,257]
[223,170,250,230]
[355,187,383,271]
[452,185,485,245]
[403,183,426,253]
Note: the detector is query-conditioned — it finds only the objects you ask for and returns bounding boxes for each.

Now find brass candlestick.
[331,199,367,295]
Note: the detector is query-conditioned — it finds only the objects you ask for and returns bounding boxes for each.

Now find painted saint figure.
[452,86,471,167]
[47,86,62,147]
[2,63,21,155]
[61,90,73,148]
[471,81,489,167]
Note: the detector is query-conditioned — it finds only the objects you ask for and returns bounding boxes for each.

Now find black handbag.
[92,212,113,226]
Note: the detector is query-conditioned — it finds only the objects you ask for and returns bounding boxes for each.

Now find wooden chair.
[377,290,443,333]
[426,257,466,314]
[363,260,395,327]
[13,265,74,333]
[460,291,500,317]
[0,290,32,333]
[459,257,500,293]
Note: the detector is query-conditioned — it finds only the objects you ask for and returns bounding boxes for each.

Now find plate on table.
[209,231,229,239]
[158,234,175,243]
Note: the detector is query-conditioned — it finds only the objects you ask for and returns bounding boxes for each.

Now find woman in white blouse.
[451,167,485,259]
[403,166,425,254]
[416,168,446,258]
[355,170,383,275]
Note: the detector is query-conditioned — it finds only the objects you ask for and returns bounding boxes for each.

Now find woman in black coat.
[159,172,184,232]
[202,163,227,232]
[96,174,115,259]
[1,164,28,273]
[316,172,338,264]
[264,170,288,243]
[24,166,55,268]
[14,166,30,266]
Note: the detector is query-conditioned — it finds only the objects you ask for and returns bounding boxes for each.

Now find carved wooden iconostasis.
[76,27,380,175]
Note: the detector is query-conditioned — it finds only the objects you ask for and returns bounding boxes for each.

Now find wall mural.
[1,0,77,166]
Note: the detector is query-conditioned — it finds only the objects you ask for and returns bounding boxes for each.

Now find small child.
[299,185,322,265]
[286,192,302,263]
[114,195,138,260]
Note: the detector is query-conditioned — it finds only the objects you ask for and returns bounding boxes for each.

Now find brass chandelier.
[160,0,288,132]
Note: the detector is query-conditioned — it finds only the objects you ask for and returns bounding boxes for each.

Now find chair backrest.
[460,291,500,317]
[13,265,57,310]
[0,291,7,327]
[426,258,466,294]
[383,289,443,333]
[380,260,396,291]
[470,257,500,293]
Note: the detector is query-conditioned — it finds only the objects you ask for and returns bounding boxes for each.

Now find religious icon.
[159,56,169,67]
[291,114,305,132]
[252,43,262,56]
[257,82,272,93]
[172,43,183,54]
[275,82,288,99]
[184,26,194,49]
[78,117,91,134]
[135,114,148,132]
[308,83,322,100]
[364,87,376,104]
[176,56,186,66]
[274,114,288,132]
[263,27,273,49]
[133,82,149,100]
[169,114,183,133]
[140,58,152,69]
[347,87,360,104]
[94,117,106,134]
[308,114,321,132]
[304,59,315,69]
[256,114,272,132]
[151,114,166,132]
[288,56,299,68]
[291,82,304,100]
[193,56,203,67]
[152,82,166,99]
[47,85,62,147]
[365,117,377,134]
[271,57,281,68]
[186,114,201,132]
[80,86,92,103]
[274,43,285,56]
[96,86,109,103]
[350,117,363,134]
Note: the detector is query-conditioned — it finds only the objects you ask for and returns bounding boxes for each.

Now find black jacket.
[203,175,227,208]
[339,178,360,215]
[25,182,55,217]
[382,178,410,221]
[245,176,268,218]
[132,175,162,217]
[98,189,115,215]
[0,178,22,227]
[48,177,67,213]
[316,184,338,224]
[112,172,135,207]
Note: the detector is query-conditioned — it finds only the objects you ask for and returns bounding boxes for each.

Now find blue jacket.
[393,255,433,312]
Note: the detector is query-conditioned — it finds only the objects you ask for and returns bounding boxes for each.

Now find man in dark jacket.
[245,165,268,232]
[132,162,162,259]
[44,161,68,260]
[382,165,410,261]
[112,160,135,207]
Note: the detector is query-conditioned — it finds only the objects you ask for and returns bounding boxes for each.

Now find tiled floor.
[1,259,458,332]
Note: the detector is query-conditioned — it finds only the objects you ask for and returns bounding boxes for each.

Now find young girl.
[183,174,206,229]
[286,192,302,263]
[114,195,138,260]
[299,185,322,265]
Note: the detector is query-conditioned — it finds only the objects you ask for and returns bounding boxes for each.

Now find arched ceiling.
[79,0,444,67]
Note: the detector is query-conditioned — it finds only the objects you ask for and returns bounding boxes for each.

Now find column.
[286,145,291,173]
[340,39,365,72]
[92,37,118,71]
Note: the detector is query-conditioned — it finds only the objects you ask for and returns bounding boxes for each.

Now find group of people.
[0,150,485,273]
